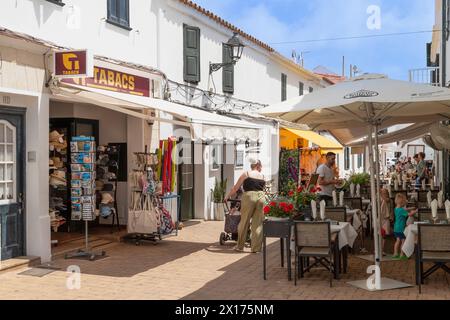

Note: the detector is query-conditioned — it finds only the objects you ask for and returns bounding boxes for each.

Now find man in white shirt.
[316,152,341,201]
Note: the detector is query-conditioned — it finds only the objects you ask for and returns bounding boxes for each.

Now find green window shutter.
[183,24,201,83]
[107,0,119,23]
[299,81,304,96]
[118,0,129,28]
[222,44,234,94]
[281,73,287,101]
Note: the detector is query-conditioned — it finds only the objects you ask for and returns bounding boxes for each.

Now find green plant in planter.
[349,173,370,186]
[211,178,227,203]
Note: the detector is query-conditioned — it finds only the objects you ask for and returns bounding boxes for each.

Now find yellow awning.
[281,128,343,153]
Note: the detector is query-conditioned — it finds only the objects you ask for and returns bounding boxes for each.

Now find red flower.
[297,186,303,192]
[263,206,271,214]
[315,187,322,192]
[288,203,294,211]
[279,202,287,208]
[269,202,276,207]
[283,206,290,213]
[311,187,317,193]
[288,190,294,197]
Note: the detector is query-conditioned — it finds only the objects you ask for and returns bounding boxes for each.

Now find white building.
[0,0,324,262]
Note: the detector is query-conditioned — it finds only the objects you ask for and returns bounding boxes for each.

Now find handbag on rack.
[158,205,175,235]
[127,195,159,234]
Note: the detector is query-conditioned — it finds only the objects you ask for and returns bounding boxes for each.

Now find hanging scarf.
[171,140,177,192]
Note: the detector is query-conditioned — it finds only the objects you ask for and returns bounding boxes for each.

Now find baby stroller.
[219,194,251,246]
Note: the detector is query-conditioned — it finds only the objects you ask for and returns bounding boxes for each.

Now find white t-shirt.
[317,164,335,196]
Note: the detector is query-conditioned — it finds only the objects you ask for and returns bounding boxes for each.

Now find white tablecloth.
[290,222,358,252]
[402,224,418,258]
[347,209,362,230]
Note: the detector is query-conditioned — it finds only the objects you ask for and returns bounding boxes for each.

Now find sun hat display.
[101,192,114,204]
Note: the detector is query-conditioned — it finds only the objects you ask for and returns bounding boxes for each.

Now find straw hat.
[50,140,68,151]
[51,157,64,168]
[50,170,66,181]
[49,130,64,143]
[95,180,105,191]
[49,170,67,186]
[101,192,114,204]
[49,159,57,170]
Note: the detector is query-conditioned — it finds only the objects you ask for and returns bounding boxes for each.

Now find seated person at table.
[316,152,341,202]
[392,193,417,260]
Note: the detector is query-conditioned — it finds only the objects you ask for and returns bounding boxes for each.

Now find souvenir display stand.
[65,136,105,261]
[123,146,177,246]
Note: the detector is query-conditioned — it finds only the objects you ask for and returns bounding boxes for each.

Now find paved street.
[0,220,448,300]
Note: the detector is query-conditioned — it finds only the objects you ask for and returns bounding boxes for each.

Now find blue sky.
[193,0,435,80]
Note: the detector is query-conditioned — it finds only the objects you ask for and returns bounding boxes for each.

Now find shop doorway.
[178,140,194,221]
[0,108,25,260]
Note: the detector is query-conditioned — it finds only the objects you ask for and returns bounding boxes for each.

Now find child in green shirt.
[393,193,417,260]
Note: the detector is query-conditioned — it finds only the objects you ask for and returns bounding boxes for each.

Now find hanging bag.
[158,205,175,235]
[128,195,158,234]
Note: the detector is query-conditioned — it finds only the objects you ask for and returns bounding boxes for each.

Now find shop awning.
[281,127,343,153]
[50,80,261,138]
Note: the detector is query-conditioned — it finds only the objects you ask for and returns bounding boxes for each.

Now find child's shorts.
[393,232,406,240]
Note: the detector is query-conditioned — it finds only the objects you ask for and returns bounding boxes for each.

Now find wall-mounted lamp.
[209,32,245,75]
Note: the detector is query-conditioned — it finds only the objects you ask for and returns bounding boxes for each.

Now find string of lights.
[165,79,267,113]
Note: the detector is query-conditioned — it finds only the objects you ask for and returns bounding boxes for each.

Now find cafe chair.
[416,224,450,293]
[418,190,438,203]
[294,221,337,287]
[344,197,363,211]
[321,207,348,223]
[418,208,447,223]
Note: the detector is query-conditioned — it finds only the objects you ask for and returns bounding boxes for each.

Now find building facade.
[0,0,324,262]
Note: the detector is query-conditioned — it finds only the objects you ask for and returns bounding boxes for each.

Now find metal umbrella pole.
[374,123,383,260]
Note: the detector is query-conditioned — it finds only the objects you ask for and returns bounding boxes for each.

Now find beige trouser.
[237,191,265,252]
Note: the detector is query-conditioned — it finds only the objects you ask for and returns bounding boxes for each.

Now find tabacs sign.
[54,50,93,78]
[343,89,379,99]
[61,66,151,97]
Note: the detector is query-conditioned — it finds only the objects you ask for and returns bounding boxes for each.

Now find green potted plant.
[210,178,227,221]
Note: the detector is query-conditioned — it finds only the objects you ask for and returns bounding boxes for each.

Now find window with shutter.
[183,24,201,84]
[107,0,130,30]
[281,73,287,101]
[222,44,234,94]
[299,81,304,96]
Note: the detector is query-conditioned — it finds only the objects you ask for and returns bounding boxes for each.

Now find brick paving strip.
[0,221,449,300]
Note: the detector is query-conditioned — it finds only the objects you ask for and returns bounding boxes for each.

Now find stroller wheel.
[219,232,227,245]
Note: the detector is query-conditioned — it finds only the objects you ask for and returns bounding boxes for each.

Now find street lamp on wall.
[209,32,245,74]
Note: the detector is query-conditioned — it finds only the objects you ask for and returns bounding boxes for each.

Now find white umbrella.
[260,74,450,291]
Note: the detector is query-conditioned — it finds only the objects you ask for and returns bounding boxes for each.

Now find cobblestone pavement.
[0,220,449,300]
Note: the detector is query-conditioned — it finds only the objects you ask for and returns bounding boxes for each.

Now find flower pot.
[265,216,290,222]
